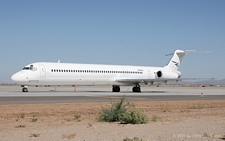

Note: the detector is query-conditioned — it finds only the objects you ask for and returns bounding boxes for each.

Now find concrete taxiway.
[0,86,224,104]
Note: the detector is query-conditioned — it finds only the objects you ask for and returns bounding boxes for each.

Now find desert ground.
[0,100,225,141]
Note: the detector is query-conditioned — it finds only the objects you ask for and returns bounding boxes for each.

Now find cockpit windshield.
[23,67,30,70]
[22,65,34,70]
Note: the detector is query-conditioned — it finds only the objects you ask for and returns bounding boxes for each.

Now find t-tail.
[164,50,213,71]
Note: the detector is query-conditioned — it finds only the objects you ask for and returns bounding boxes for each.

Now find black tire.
[112,86,120,92]
[22,88,28,92]
[116,87,120,92]
[132,87,135,92]
[137,87,141,92]
[132,87,141,92]
[112,87,116,92]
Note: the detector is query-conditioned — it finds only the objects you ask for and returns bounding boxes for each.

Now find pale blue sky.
[0,0,225,83]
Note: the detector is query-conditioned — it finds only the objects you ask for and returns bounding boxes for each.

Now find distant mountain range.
[170,79,225,85]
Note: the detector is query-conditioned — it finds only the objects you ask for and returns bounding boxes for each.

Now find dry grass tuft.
[15,125,25,128]
[123,137,143,141]
[29,133,40,138]
[188,104,204,109]
[152,114,159,122]
[31,115,38,122]
[62,133,76,140]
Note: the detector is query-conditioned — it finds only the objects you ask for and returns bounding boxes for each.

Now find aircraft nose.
[11,73,20,82]
[11,72,26,82]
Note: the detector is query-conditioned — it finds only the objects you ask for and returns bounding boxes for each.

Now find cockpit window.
[22,65,34,70]
[23,67,30,70]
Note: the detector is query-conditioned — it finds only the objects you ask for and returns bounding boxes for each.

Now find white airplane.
[11,50,210,92]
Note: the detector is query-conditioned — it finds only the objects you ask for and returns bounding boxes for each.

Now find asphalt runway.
[0,86,224,104]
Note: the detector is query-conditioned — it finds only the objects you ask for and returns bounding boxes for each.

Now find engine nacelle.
[156,70,180,79]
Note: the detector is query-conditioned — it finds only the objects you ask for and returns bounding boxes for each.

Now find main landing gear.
[132,85,141,92]
[22,86,28,92]
[112,85,120,92]
[112,85,141,92]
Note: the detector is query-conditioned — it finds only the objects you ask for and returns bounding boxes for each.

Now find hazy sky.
[0,0,225,83]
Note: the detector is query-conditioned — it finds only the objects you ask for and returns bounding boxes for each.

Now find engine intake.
[156,70,180,79]
[157,71,163,78]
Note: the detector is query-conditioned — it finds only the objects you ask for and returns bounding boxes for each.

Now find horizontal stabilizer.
[166,50,213,56]
[165,50,213,71]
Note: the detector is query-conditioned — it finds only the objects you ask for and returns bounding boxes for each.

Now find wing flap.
[115,78,208,84]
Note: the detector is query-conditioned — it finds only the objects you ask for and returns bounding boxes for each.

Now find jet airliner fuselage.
[11,50,208,92]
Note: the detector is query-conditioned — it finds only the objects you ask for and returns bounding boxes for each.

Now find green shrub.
[74,114,81,119]
[99,96,148,124]
[121,110,148,124]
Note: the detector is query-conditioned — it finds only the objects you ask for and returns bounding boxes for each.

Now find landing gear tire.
[22,87,28,92]
[112,86,120,92]
[132,86,141,92]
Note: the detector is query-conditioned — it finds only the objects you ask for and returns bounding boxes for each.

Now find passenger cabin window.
[50,68,144,75]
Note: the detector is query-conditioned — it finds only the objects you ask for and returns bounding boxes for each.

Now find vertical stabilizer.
[164,50,187,71]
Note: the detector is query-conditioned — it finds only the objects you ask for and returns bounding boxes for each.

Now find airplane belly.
[43,74,112,85]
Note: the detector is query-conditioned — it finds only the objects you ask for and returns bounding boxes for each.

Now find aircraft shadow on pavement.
[10,90,167,93]
[77,90,167,93]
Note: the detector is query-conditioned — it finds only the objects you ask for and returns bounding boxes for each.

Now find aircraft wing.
[115,78,207,84]
[115,78,180,84]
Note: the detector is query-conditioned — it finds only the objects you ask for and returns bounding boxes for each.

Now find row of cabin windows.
[51,69,143,74]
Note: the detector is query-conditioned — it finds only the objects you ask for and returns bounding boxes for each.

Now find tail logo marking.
[172,61,179,67]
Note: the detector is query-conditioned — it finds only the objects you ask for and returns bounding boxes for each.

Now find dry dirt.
[0,100,225,141]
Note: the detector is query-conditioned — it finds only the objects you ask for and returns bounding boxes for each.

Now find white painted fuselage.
[11,62,179,86]
[12,50,208,92]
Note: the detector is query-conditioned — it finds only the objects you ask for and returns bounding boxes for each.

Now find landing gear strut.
[22,86,28,92]
[132,86,141,92]
[112,85,120,92]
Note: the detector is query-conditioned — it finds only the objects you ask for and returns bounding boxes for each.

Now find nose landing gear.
[22,86,28,92]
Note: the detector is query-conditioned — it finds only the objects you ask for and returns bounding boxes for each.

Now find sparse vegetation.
[19,113,25,118]
[31,115,38,122]
[87,123,92,128]
[188,104,204,109]
[15,125,25,128]
[180,109,190,113]
[152,114,159,122]
[87,111,96,119]
[160,103,169,112]
[62,133,76,140]
[74,114,81,119]
[29,133,40,137]
[123,137,143,141]
[180,109,185,113]
[203,132,211,137]
[16,113,25,121]
[120,109,148,124]
[208,104,215,108]
[99,96,148,124]
[203,132,225,139]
